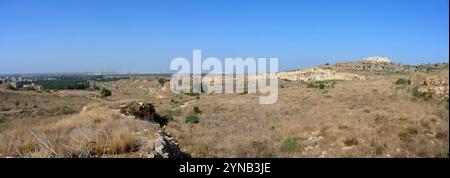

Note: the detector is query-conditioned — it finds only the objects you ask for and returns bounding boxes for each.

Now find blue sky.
[0,0,448,73]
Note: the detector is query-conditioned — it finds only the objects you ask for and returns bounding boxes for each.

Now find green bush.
[193,106,201,114]
[185,91,200,97]
[435,132,447,140]
[160,109,174,122]
[280,138,304,152]
[158,78,166,86]
[399,128,418,139]
[100,88,112,97]
[185,115,200,124]
[395,78,410,85]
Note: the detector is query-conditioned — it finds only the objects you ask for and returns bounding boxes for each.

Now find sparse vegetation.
[160,109,174,122]
[0,115,7,124]
[1,63,448,158]
[280,138,304,152]
[185,115,200,124]
[395,78,410,85]
[193,106,201,114]
[411,85,432,101]
[306,80,336,90]
[100,88,112,98]
[343,137,359,146]
[399,128,418,141]
[0,107,158,157]
[363,108,371,113]
[185,91,200,97]
[158,78,166,86]
[435,131,447,140]
[371,89,379,95]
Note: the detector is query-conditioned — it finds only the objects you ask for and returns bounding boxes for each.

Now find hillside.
[0,59,448,158]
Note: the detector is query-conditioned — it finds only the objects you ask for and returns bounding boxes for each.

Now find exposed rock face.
[118,102,189,158]
[363,56,391,63]
[417,76,449,100]
[120,102,156,121]
[152,131,188,158]
[277,67,366,81]
[316,57,423,74]
[137,131,189,158]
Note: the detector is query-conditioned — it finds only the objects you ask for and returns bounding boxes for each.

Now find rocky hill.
[278,57,449,82]
[277,67,366,81]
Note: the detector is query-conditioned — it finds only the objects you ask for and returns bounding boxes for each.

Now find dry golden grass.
[0,107,159,157]
[0,88,95,131]
[164,74,448,158]
[0,68,448,158]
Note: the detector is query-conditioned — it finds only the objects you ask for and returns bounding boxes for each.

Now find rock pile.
[151,131,188,158]
[119,102,156,121]
[119,102,189,158]
[418,76,449,100]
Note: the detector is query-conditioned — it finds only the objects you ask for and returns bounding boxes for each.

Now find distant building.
[362,56,391,63]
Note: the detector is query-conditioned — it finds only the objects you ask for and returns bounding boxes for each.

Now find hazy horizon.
[1,0,449,74]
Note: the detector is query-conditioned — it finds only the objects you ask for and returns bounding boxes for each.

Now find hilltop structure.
[362,56,391,63]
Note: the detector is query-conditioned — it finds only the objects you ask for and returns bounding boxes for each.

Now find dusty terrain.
[0,61,448,158]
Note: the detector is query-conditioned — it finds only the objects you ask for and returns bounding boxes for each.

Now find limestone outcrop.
[417,76,449,100]
[277,67,366,81]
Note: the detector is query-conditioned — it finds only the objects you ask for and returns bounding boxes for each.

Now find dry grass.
[164,74,448,158]
[0,68,448,158]
[0,107,159,157]
[0,88,95,131]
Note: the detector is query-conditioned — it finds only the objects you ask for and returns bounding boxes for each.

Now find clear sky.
[0,0,448,73]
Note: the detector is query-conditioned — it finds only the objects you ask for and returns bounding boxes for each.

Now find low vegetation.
[306,80,336,90]
[395,78,410,85]
[281,138,304,152]
[158,78,166,86]
[185,115,200,124]
[100,88,112,98]
[0,107,159,157]
[1,63,448,158]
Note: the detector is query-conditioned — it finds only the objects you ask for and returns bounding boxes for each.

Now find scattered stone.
[305,146,314,151]
[417,76,449,100]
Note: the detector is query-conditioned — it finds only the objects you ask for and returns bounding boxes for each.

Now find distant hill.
[278,57,448,82]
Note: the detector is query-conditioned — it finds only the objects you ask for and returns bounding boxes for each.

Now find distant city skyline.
[0,0,448,73]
